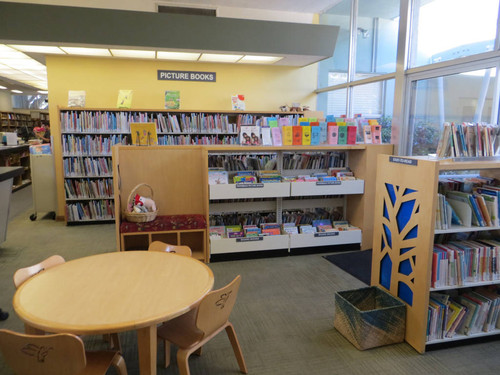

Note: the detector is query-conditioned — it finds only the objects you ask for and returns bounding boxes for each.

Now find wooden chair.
[13,255,66,288]
[0,329,127,375]
[148,241,192,257]
[157,275,247,375]
[13,255,120,352]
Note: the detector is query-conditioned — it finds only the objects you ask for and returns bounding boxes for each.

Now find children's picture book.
[302,125,311,145]
[292,126,302,145]
[231,94,245,110]
[337,125,348,145]
[68,90,86,107]
[372,124,382,144]
[117,90,133,109]
[319,122,328,144]
[240,125,260,145]
[131,122,158,146]
[271,127,283,146]
[363,125,373,143]
[282,126,293,145]
[208,169,229,185]
[165,91,180,109]
[261,127,272,146]
[311,125,321,145]
[347,126,357,144]
[327,123,338,145]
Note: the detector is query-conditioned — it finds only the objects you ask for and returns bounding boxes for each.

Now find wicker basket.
[123,183,158,223]
[334,286,406,350]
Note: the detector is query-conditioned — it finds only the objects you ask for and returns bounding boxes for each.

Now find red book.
[347,126,357,144]
[292,126,302,145]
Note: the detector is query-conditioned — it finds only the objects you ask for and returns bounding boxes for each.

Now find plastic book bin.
[334,286,406,350]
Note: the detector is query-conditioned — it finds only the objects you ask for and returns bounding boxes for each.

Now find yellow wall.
[46,55,318,218]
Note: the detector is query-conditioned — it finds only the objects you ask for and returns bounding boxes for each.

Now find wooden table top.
[13,251,214,335]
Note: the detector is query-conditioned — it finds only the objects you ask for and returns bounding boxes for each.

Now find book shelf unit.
[371,155,500,353]
[0,145,31,191]
[57,108,312,224]
[0,112,34,132]
[207,144,392,255]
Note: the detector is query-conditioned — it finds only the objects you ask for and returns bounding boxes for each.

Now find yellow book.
[337,122,347,127]
[302,126,311,145]
[130,123,158,146]
[117,89,133,109]
[298,118,309,125]
[368,119,379,126]
[282,126,293,145]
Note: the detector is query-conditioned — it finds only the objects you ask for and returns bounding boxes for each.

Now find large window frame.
[317,0,500,156]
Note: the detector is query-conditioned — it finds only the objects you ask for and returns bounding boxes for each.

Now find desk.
[13,251,214,375]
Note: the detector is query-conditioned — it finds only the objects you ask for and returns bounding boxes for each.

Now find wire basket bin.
[123,183,158,223]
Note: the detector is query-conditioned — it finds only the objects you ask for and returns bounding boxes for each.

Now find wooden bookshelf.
[371,155,500,353]
[0,145,31,191]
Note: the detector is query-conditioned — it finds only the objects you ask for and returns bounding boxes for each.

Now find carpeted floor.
[323,250,372,285]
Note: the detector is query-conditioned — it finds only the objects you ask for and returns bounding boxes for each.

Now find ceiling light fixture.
[11,89,23,93]
[0,85,6,89]
[238,55,283,64]
[9,45,66,54]
[157,51,201,61]
[38,90,48,94]
[110,49,156,59]
[199,53,244,63]
[60,47,111,56]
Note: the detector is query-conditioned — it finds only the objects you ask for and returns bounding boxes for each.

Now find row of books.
[282,208,344,226]
[209,220,358,239]
[156,113,237,134]
[208,154,277,171]
[427,287,500,341]
[282,152,346,170]
[237,114,302,128]
[62,134,128,156]
[432,240,500,288]
[65,200,115,221]
[63,157,112,177]
[64,178,114,200]
[61,111,130,133]
[209,212,276,227]
[156,134,239,146]
[435,122,500,158]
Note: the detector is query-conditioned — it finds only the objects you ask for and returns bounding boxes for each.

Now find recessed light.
[60,47,111,56]
[238,55,283,64]
[199,53,244,63]
[0,85,6,89]
[110,49,156,59]
[9,45,66,54]
[157,51,200,61]
[11,90,23,94]
[38,90,48,94]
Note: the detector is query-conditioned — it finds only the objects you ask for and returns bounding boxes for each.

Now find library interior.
[1,0,500,374]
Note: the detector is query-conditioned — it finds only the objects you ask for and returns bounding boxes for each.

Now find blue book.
[468,195,485,226]
[310,125,321,145]
[319,121,328,144]
[326,115,336,122]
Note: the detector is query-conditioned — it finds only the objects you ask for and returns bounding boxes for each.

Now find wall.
[0,91,12,111]
[46,55,318,217]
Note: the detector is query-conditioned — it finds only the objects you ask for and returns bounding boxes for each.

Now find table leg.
[137,325,157,375]
[24,324,44,335]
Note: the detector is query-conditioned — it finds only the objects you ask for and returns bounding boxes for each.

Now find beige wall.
[46,55,318,217]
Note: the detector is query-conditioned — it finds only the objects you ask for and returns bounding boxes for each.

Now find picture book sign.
[158,70,216,82]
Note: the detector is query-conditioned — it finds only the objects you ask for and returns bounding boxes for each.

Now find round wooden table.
[13,251,214,375]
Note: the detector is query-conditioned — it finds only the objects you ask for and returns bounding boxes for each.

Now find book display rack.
[371,155,500,353]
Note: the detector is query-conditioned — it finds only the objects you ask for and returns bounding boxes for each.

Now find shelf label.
[314,232,340,237]
[316,181,341,186]
[236,237,264,242]
[157,70,216,82]
[389,156,418,166]
[236,183,264,188]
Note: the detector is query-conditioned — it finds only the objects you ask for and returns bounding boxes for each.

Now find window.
[318,0,351,88]
[355,0,399,80]
[317,88,348,118]
[408,68,497,156]
[12,94,48,110]
[352,79,395,143]
[410,0,499,68]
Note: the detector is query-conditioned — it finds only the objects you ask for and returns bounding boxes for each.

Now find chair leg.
[110,333,122,352]
[177,348,191,375]
[225,323,248,374]
[112,353,128,375]
[194,346,202,356]
[164,339,171,368]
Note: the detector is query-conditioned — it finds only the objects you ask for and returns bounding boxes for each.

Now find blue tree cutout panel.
[379,183,419,306]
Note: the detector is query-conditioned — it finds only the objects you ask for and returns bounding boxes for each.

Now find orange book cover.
[292,126,302,145]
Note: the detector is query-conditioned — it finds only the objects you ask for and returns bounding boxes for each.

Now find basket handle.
[127,183,154,207]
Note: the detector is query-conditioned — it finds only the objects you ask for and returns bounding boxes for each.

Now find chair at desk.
[0,329,127,375]
[148,241,192,257]
[13,255,66,288]
[13,255,120,352]
[157,275,248,375]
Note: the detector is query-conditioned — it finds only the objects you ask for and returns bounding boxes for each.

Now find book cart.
[371,155,500,353]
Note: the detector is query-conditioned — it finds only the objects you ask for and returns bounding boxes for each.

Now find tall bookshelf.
[0,112,34,132]
[57,108,311,224]
[371,155,500,353]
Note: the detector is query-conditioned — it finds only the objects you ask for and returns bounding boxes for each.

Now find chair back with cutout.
[0,329,86,375]
[13,255,66,288]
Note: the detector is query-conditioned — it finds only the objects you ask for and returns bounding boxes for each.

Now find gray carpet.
[1,187,500,374]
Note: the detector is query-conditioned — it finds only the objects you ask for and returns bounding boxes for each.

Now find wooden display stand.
[371,155,500,353]
[113,146,209,262]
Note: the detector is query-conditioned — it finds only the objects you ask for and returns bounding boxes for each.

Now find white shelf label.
[236,237,264,242]
[316,181,341,186]
[314,232,340,237]
[236,183,264,188]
